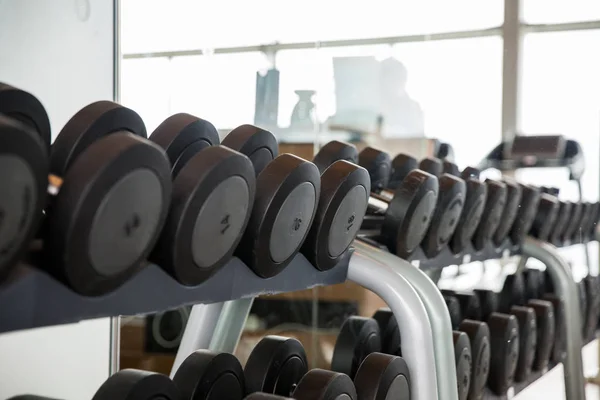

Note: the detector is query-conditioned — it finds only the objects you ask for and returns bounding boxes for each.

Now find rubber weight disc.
[542,294,565,363]
[523,269,544,302]
[510,306,537,382]
[244,336,308,397]
[293,369,357,400]
[550,201,572,245]
[236,154,320,278]
[421,174,466,258]
[530,193,559,241]
[474,290,499,321]
[587,202,600,240]
[372,308,401,356]
[461,167,481,181]
[579,202,595,242]
[45,133,171,295]
[443,160,460,177]
[444,295,463,330]
[312,140,358,174]
[354,353,411,400]
[222,124,278,177]
[0,116,48,282]
[509,184,541,245]
[459,320,490,400]
[584,275,600,340]
[418,157,443,177]
[527,299,555,372]
[498,273,526,313]
[92,369,180,400]
[388,153,417,190]
[453,331,472,400]
[331,316,382,379]
[50,101,146,176]
[302,160,369,271]
[0,82,51,150]
[473,179,507,251]
[486,313,519,395]
[453,291,483,321]
[492,179,521,246]
[381,170,438,258]
[562,202,583,243]
[358,147,391,192]
[450,178,487,254]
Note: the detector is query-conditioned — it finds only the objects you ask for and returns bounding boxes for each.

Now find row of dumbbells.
[0,82,374,296]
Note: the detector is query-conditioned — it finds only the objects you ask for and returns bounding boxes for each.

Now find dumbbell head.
[530,193,559,241]
[473,179,507,251]
[0,82,51,150]
[562,202,583,243]
[498,273,526,313]
[492,179,521,246]
[444,295,463,330]
[312,140,358,174]
[358,147,391,192]
[331,316,382,379]
[509,184,541,245]
[550,201,572,245]
[443,160,460,177]
[581,202,600,242]
[542,294,565,363]
[354,353,411,400]
[92,369,180,400]
[523,268,544,302]
[293,369,357,400]
[372,308,401,356]
[459,320,490,400]
[453,331,472,400]
[487,313,520,395]
[173,350,245,400]
[461,167,480,181]
[510,306,537,382]
[450,178,487,254]
[421,174,466,258]
[236,154,320,278]
[527,299,555,372]
[244,336,308,397]
[388,153,417,190]
[381,170,438,258]
[446,290,483,321]
[418,157,443,177]
[0,116,48,282]
[474,290,499,321]
[221,124,278,177]
[583,275,600,340]
[302,160,370,271]
[578,202,594,242]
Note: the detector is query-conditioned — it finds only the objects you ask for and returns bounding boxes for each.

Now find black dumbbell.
[510,306,537,382]
[147,114,256,285]
[443,160,461,177]
[461,167,481,180]
[541,293,566,363]
[92,369,180,400]
[586,202,600,240]
[331,316,382,379]
[492,179,522,247]
[549,201,573,246]
[388,153,418,190]
[523,268,545,302]
[561,202,583,244]
[509,184,541,245]
[529,193,560,241]
[459,320,491,400]
[471,178,507,251]
[583,275,600,340]
[372,308,401,356]
[453,331,473,400]
[354,352,411,400]
[418,157,443,177]
[221,124,278,177]
[173,349,245,399]
[312,140,358,173]
[527,299,555,372]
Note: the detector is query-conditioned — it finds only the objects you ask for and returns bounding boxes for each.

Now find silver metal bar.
[208,298,254,354]
[113,0,121,103]
[108,317,120,376]
[523,20,600,34]
[353,240,458,400]
[501,0,523,142]
[170,302,225,378]
[349,250,439,400]
[522,237,585,400]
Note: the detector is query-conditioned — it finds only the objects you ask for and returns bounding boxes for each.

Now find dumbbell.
[509,184,541,245]
[219,126,321,277]
[472,178,508,251]
[579,202,599,243]
[561,202,583,244]
[529,193,560,241]
[92,369,180,400]
[491,179,522,247]
[549,201,573,246]
[526,299,556,372]
[146,114,256,285]
[331,316,382,379]
[586,202,600,240]
[358,149,439,259]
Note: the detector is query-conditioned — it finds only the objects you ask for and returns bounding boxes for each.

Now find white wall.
[0,0,115,398]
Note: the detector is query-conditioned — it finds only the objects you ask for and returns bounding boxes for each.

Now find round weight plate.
[421,174,466,258]
[527,299,555,372]
[245,336,308,397]
[459,320,490,400]
[542,294,565,364]
[509,184,541,245]
[587,202,600,240]
[92,369,180,400]
[550,201,572,245]
[150,146,255,285]
[473,179,507,251]
[173,350,244,400]
[499,274,525,313]
[381,170,438,258]
[523,269,543,302]
[0,117,47,282]
[358,147,391,192]
[530,193,560,241]
[450,179,487,254]
[236,154,319,278]
[331,316,382,379]
[562,202,583,243]
[302,160,369,271]
[461,167,481,181]
[453,331,472,400]
[222,124,278,177]
[354,353,411,400]
[454,291,483,321]
[293,369,357,400]
[487,313,519,396]
[510,306,537,382]
[492,179,521,246]
[372,308,401,356]
[579,203,594,242]
[149,113,220,176]
[0,82,51,150]
[50,101,146,176]
[45,133,171,295]
[443,161,460,177]
[584,275,600,340]
[312,140,358,174]
[388,153,417,190]
[474,290,499,321]
[418,157,443,177]
[444,295,463,330]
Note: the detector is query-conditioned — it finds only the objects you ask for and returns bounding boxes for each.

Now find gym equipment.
[487,313,519,395]
[541,293,565,364]
[491,179,521,247]
[443,160,460,177]
[372,308,401,356]
[354,352,411,400]
[453,331,472,400]
[527,299,555,372]
[509,184,541,245]
[510,305,537,382]
[92,369,181,400]
[472,179,507,251]
[358,146,391,192]
[331,316,382,379]
[549,201,572,245]
[221,124,278,177]
[449,175,487,254]
[148,114,256,285]
[312,140,358,174]
[419,157,443,177]
[474,290,499,321]
[293,369,357,400]
[443,290,482,322]
[461,167,480,180]
[459,320,490,400]
[444,295,463,329]
[388,153,417,190]
[173,350,244,400]
[529,193,560,241]
[562,202,583,243]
